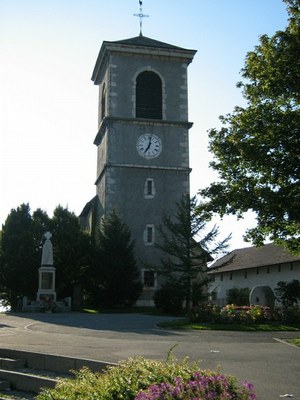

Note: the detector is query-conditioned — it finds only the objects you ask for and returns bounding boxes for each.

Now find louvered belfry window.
[136,71,162,119]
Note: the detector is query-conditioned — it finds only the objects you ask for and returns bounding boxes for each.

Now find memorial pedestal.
[37,266,56,303]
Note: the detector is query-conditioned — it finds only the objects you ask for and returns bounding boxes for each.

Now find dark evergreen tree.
[199,0,300,253]
[151,195,230,311]
[0,204,39,310]
[0,204,91,310]
[50,205,91,299]
[91,209,142,308]
[32,208,52,244]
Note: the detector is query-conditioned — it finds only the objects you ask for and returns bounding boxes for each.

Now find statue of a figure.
[41,231,53,266]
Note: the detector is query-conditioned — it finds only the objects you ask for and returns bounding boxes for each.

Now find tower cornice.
[94,163,192,186]
[92,36,197,85]
[93,116,193,146]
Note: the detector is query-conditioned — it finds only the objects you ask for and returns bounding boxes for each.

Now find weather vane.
[133,0,149,36]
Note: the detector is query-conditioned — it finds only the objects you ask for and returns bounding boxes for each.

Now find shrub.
[153,282,184,314]
[281,307,300,324]
[188,303,221,323]
[220,305,272,324]
[226,287,250,306]
[135,373,256,400]
[37,357,198,400]
[36,357,256,400]
[188,303,300,325]
[275,280,300,311]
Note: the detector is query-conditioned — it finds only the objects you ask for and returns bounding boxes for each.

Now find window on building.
[290,263,294,271]
[136,71,162,119]
[147,179,153,195]
[147,226,153,243]
[101,83,106,120]
[244,271,248,279]
[144,178,155,198]
[267,266,270,274]
[230,273,233,280]
[143,271,155,288]
[278,264,281,272]
[144,224,155,245]
[220,273,223,281]
[256,268,259,275]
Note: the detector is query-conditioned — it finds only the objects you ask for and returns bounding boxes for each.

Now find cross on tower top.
[133,0,149,36]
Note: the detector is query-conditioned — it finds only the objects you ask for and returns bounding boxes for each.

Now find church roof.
[92,35,196,84]
[111,35,192,51]
[79,196,97,218]
[208,243,300,274]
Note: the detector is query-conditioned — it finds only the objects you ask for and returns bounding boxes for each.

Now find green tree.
[274,279,300,310]
[226,287,250,306]
[199,0,300,254]
[0,204,39,310]
[50,205,91,299]
[32,208,52,243]
[153,282,184,314]
[0,204,91,310]
[151,195,230,312]
[91,209,142,308]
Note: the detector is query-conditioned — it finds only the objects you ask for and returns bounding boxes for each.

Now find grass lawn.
[81,307,300,334]
[288,338,300,347]
[158,318,300,332]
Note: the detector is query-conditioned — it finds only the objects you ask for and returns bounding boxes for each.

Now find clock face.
[136,134,162,159]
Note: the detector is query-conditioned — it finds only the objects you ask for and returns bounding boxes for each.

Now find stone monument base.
[22,296,72,313]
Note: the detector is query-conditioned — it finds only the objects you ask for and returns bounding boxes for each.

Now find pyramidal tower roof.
[91,34,196,84]
[111,34,189,51]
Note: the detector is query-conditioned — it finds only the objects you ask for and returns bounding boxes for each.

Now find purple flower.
[134,372,256,400]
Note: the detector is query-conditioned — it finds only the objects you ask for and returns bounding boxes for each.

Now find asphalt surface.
[0,312,299,400]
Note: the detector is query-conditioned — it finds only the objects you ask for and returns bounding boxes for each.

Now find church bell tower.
[83,28,196,305]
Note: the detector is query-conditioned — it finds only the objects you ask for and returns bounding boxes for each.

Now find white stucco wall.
[209,261,300,306]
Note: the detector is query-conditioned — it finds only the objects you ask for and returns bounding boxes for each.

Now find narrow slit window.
[101,83,106,120]
[147,180,153,195]
[144,178,155,198]
[147,226,153,243]
[144,224,155,245]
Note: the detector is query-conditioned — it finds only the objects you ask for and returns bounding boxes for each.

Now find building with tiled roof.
[208,243,300,306]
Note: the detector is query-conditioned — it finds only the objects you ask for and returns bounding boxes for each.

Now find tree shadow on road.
[2,312,185,337]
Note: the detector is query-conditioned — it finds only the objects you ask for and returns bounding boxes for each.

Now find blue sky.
[0,0,288,251]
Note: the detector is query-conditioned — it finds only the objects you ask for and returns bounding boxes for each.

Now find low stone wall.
[0,348,115,374]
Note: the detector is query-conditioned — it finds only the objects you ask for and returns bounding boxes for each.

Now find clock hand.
[144,136,152,153]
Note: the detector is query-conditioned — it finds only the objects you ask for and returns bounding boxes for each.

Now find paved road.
[0,312,299,400]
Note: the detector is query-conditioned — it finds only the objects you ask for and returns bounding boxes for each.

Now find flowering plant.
[37,356,256,400]
[135,371,256,400]
[189,303,222,323]
[220,304,271,324]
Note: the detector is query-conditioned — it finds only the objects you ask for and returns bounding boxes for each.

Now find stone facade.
[81,35,196,305]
